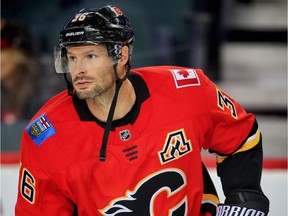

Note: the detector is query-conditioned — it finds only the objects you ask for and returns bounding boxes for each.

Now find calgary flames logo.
[100,169,188,215]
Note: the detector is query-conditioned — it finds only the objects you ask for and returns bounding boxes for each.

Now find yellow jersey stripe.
[216,129,261,164]
[202,193,220,206]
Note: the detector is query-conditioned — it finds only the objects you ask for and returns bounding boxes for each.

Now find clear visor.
[54,42,121,73]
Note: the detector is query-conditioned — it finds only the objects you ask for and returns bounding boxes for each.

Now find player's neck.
[86,79,136,122]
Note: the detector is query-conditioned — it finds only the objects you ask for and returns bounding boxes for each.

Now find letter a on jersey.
[159,129,192,164]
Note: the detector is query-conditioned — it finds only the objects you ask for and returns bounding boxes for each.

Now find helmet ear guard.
[106,43,122,60]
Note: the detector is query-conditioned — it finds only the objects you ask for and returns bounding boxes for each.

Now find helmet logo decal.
[65,31,84,37]
[111,6,123,16]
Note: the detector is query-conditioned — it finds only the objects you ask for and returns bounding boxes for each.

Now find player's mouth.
[74,80,93,89]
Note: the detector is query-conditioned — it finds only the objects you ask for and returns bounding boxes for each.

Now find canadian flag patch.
[170,69,200,88]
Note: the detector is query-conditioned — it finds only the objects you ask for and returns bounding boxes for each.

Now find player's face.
[67,45,116,99]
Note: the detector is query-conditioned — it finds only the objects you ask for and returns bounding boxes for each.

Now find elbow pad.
[216,190,269,216]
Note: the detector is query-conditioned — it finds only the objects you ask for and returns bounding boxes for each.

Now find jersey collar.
[73,72,150,128]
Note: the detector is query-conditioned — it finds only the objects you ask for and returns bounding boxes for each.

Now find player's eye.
[87,54,97,59]
[67,55,77,62]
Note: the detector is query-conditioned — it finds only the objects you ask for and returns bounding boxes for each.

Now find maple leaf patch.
[170,69,200,88]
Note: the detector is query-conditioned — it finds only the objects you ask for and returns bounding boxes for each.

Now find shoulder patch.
[170,69,200,88]
[26,114,56,146]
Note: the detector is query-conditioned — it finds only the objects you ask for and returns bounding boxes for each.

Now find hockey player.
[15,5,269,215]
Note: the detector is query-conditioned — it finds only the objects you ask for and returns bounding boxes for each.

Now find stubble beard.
[73,67,116,101]
[75,80,115,101]
[76,87,101,99]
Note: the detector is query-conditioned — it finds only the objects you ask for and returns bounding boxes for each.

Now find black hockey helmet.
[54,5,135,73]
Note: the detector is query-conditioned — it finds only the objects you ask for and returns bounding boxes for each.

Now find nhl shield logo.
[119,129,131,141]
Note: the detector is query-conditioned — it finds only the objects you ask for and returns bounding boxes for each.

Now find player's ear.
[116,46,130,79]
[118,46,129,66]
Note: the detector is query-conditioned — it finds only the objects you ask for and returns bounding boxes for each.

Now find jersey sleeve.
[198,70,265,197]
[199,70,256,155]
[15,130,76,215]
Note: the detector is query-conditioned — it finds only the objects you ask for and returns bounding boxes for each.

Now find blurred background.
[1,0,287,215]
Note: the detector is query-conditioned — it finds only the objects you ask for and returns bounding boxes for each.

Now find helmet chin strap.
[64,73,74,96]
[99,62,130,161]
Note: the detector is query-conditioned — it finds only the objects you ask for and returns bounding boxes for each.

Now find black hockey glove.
[216,190,269,216]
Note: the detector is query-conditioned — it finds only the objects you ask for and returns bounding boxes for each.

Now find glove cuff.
[217,190,269,216]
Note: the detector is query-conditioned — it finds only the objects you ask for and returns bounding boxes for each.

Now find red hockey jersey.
[15,66,260,215]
